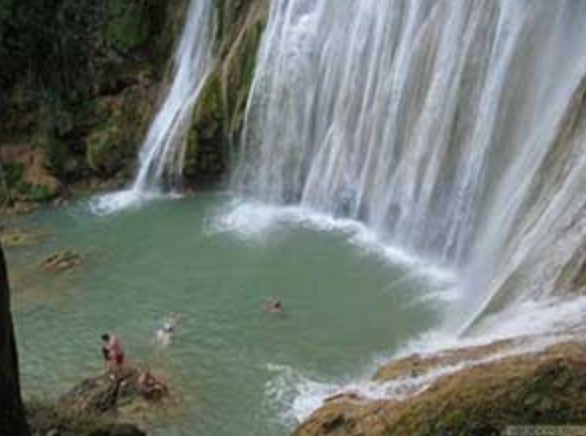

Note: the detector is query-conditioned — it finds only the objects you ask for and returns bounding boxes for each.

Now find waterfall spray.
[132,0,215,194]
[234,0,586,329]
[92,0,215,213]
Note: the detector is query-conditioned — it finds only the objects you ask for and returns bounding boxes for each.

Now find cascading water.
[133,0,215,193]
[234,0,586,330]
[93,0,215,212]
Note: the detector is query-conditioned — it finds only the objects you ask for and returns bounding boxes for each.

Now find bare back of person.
[101,333,125,374]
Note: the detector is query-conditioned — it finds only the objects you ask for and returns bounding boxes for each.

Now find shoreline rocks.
[59,366,169,416]
[26,401,146,436]
[28,365,171,436]
[291,339,586,436]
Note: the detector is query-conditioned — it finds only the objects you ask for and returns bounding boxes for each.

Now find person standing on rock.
[101,333,125,375]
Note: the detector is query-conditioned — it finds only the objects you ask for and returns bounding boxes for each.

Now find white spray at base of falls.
[91,0,215,214]
[264,293,586,425]
[234,0,586,330]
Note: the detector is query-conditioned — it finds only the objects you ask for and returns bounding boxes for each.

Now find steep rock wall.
[184,0,269,186]
[0,0,190,207]
[0,241,29,436]
[0,0,269,205]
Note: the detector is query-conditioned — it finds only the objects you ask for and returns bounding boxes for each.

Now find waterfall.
[133,0,215,194]
[92,0,215,213]
[234,0,586,329]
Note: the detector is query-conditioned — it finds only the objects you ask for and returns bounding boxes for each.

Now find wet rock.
[60,373,123,415]
[4,202,38,216]
[87,423,146,436]
[374,338,514,382]
[52,198,68,208]
[21,151,61,202]
[184,0,269,188]
[292,340,586,436]
[59,366,169,416]
[26,399,146,436]
[40,251,81,273]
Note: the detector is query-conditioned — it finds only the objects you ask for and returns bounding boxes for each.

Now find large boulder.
[27,366,168,436]
[59,366,169,416]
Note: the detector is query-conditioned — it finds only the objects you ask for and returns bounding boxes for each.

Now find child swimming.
[155,313,180,347]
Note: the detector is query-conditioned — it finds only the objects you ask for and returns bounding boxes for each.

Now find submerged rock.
[1,227,43,249]
[292,340,586,436]
[40,251,82,273]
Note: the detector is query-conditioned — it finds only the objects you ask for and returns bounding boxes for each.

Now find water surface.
[8,193,445,436]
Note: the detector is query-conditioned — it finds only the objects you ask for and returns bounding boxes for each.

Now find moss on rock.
[223,17,265,139]
[183,0,269,187]
[0,0,270,204]
[0,0,190,209]
[86,85,153,179]
[0,145,62,205]
[185,70,226,184]
[38,132,82,182]
[105,0,150,54]
[292,341,586,436]
[26,399,145,436]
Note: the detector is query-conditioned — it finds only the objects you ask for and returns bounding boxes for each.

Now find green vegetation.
[184,0,268,186]
[0,0,186,208]
[0,0,270,207]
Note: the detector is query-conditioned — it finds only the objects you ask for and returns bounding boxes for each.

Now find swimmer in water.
[155,313,180,347]
[265,299,282,313]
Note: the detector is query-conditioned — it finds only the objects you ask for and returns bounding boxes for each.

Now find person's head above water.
[266,300,282,312]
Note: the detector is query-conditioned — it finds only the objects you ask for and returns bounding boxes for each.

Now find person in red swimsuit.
[101,333,124,374]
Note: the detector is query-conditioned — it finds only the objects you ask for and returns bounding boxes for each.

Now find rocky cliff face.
[0,241,30,436]
[0,0,188,206]
[184,0,268,186]
[0,0,269,208]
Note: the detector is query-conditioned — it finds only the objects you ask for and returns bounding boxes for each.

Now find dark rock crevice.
[0,241,30,436]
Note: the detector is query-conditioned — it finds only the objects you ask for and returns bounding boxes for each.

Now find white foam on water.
[266,330,570,425]
[87,189,182,216]
[264,364,339,427]
[467,295,586,341]
[211,199,458,289]
[265,293,586,426]
[391,295,586,362]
